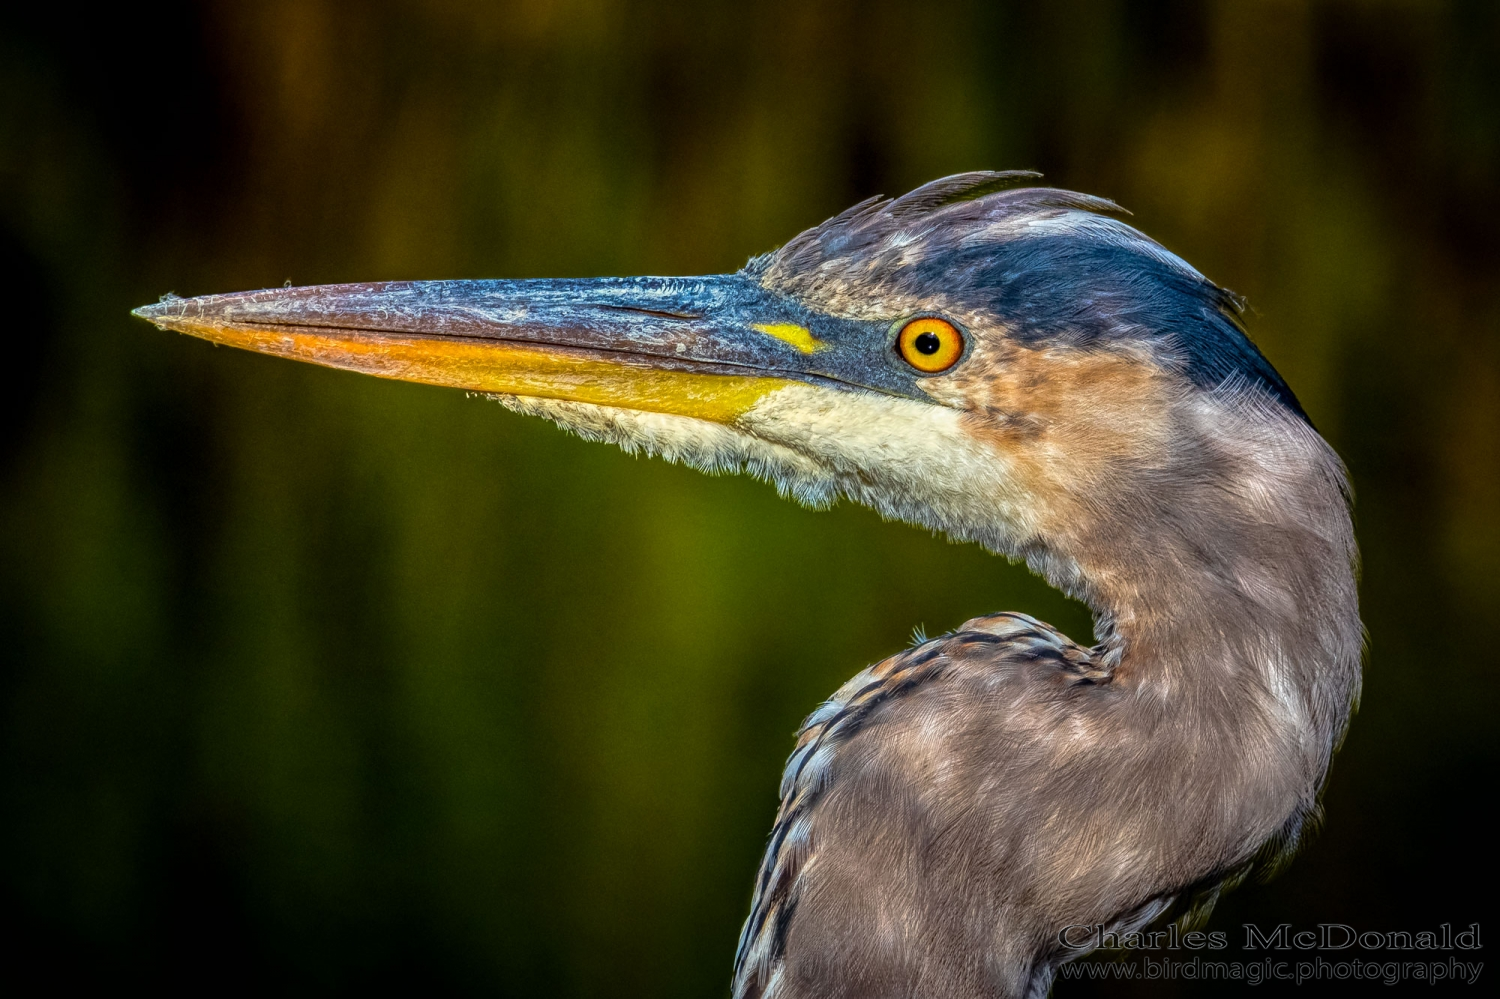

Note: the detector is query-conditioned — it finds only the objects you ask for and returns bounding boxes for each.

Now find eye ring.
[896,317,965,373]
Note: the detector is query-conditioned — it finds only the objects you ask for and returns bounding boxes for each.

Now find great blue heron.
[134,172,1361,998]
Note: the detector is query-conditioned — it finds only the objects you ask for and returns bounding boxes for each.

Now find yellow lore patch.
[752,323,826,354]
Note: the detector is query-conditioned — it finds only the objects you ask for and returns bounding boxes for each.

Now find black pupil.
[913,331,942,355]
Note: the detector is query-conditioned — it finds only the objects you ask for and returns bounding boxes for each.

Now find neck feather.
[1031,394,1362,793]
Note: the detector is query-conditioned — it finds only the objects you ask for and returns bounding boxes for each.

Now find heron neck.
[1045,408,1361,773]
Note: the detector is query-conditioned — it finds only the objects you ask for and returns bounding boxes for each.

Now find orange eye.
[897,317,964,373]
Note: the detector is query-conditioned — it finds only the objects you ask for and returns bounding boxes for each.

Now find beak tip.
[132,293,187,326]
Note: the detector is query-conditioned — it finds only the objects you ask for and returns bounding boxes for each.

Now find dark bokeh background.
[2,1,1496,994]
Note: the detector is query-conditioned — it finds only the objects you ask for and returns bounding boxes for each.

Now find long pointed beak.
[134,275,906,423]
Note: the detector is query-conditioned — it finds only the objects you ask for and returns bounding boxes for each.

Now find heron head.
[135,172,1324,617]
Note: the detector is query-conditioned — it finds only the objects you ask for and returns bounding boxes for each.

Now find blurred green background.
[1,1,1496,994]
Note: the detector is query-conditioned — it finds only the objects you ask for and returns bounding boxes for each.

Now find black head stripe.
[935,228,1309,421]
